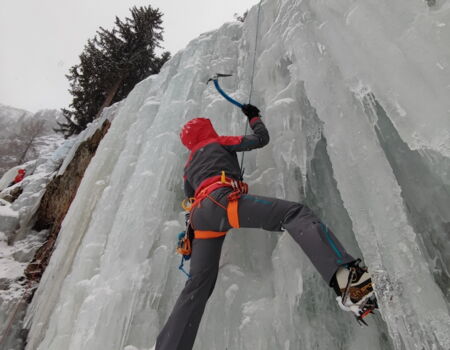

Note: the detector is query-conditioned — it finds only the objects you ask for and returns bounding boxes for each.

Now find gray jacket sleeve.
[221,117,269,152]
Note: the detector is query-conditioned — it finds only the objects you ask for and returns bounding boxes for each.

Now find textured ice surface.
[25,0,450,349]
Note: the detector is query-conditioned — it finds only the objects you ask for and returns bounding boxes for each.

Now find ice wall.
[24,0,450,349]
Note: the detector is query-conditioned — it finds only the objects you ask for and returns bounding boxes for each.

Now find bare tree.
[15,119,46,165]
[1,120,44,174]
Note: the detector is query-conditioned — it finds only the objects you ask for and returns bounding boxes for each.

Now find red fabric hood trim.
[180,118,219,150]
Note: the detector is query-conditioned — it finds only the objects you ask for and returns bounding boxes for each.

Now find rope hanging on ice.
[240,0,263,176]
[207,0,263,178]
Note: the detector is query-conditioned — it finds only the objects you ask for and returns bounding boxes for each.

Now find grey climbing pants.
[156,188,354,350]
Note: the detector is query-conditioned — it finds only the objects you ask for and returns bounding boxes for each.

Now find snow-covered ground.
[0,107,117,349]
[17,0,450,349]
[0,139,74,349]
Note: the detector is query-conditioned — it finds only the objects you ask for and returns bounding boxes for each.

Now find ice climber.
[156,104,377,350]
[9,168,26,187]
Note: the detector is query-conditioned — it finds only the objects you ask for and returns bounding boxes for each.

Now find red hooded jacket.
[13,169,26,184]
[180,117,269,197]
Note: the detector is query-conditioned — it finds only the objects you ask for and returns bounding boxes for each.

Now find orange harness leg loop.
[227,198,240,228]
[183,173,248,238]
[194,230,227,239]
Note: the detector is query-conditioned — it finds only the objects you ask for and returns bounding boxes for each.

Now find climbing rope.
[248,0,263,104]
[239,0,263,178]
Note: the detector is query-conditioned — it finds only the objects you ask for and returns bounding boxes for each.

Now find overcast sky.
[0,0,257,113]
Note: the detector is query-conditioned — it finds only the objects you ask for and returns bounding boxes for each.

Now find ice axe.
[207,74,244,108]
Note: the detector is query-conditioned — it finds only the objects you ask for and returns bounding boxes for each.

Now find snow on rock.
[0,106,117,349]
[0,199,18,218]
[23,1,450,350]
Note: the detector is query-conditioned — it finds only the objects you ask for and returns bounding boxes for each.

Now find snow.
[22,0,450,349]
[0,105,65,178]
[0,232,43,285]
[0,243,26,282]
[0,134,71,348]
[0,103,120,349]
[0,202,18,218]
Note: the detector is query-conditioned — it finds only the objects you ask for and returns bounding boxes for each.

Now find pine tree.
[235,10,248,22]
[57,6,170,137]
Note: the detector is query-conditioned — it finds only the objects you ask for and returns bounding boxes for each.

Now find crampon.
[335,260,379,326]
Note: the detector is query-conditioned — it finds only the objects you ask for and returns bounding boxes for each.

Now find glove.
[241,104,260,121]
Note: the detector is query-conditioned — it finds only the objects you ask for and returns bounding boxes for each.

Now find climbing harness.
[176,171,249,277]
[184,171,248,235]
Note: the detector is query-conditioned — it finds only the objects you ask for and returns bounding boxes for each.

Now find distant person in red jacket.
[9,169,26,187]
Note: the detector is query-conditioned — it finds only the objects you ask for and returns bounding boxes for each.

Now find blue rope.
[178,256,191,278]
[177,231,192,278]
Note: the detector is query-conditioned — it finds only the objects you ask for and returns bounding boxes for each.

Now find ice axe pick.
[207,73,244,108]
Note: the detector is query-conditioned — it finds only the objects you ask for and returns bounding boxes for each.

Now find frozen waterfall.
[24,0,450,349]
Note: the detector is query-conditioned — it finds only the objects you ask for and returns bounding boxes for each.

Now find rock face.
[0,107,115,350]
[3,187,23,204]
[25,119,111,288]
[0,119,111,350]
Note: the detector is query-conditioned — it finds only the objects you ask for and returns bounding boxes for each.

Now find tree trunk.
[17,136,36,165]
[96,77,123,118]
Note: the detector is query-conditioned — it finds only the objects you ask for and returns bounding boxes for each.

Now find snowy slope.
[0,104,64,178]
[24,0,450,349]
[0,106,118,350]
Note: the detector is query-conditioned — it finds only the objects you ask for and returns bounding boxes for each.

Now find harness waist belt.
[185,174,248,234]
[193,175,248,206]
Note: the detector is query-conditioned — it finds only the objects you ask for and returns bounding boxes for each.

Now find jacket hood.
[180,118,219,150]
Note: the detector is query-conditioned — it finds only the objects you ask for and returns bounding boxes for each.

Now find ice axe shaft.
[207,74,244,108]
